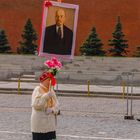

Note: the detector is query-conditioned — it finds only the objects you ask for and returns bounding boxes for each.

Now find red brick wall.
[0,0,140,56]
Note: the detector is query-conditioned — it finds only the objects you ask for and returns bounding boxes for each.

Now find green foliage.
[17,18,38,54]
[0,29,11,53]
[108,16,128,56]
[134,46,140,57]
[80,27,105,56]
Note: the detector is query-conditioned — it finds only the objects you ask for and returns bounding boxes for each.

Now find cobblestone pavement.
[0,94,140,140]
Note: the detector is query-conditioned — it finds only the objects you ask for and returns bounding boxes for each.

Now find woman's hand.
[47,91,55,98]
[44,107,53,115]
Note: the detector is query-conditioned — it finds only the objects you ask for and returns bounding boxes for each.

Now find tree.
[18,18,37,54]
[0,29,11,53]
[80,27,105,56]
[134,45,140,57]
[108,16,128,56]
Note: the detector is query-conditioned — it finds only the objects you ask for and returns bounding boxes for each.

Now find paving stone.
[0,94,140,140]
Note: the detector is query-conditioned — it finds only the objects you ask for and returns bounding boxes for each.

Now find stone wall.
[1,0,140,56]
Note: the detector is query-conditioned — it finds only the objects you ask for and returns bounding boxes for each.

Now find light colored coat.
[31,86,59,133]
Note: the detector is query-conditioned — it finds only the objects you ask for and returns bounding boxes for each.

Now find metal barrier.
[17,76,21,95]
[122,72,134,120]
[87,80,90,96]
[122,81,126,99]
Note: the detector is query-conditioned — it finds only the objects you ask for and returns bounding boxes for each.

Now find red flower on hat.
[39,72,56,86]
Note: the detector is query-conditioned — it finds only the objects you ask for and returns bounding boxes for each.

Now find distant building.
[0,0,140,56]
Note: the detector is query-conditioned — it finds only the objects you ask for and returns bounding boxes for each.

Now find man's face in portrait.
[55,9,65,26]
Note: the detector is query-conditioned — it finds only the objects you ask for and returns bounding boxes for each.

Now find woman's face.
[42,78,51,88]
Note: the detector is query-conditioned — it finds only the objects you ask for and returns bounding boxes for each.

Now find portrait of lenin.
[43,8,73,55]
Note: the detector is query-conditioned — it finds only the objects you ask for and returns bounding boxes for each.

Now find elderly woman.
[31,72,59,140]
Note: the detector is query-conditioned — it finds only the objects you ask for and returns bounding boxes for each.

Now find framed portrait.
[38,0,79,60]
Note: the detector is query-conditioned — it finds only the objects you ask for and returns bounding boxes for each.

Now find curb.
[0,88,140,99]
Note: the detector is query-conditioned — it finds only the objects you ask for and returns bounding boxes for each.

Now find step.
[21,75,36,78]
[0,89,140,99]
[0,87,140,96]
[10,78,36,81]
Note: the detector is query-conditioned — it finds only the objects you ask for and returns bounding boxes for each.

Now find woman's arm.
[31,87,52,110]
[44,90,60,115]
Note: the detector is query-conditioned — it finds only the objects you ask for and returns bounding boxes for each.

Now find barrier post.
[122,81,125,99]
[124,72,134,120]
[130,73,134,119]
[87,80,90,96]
[18,76,21,95]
